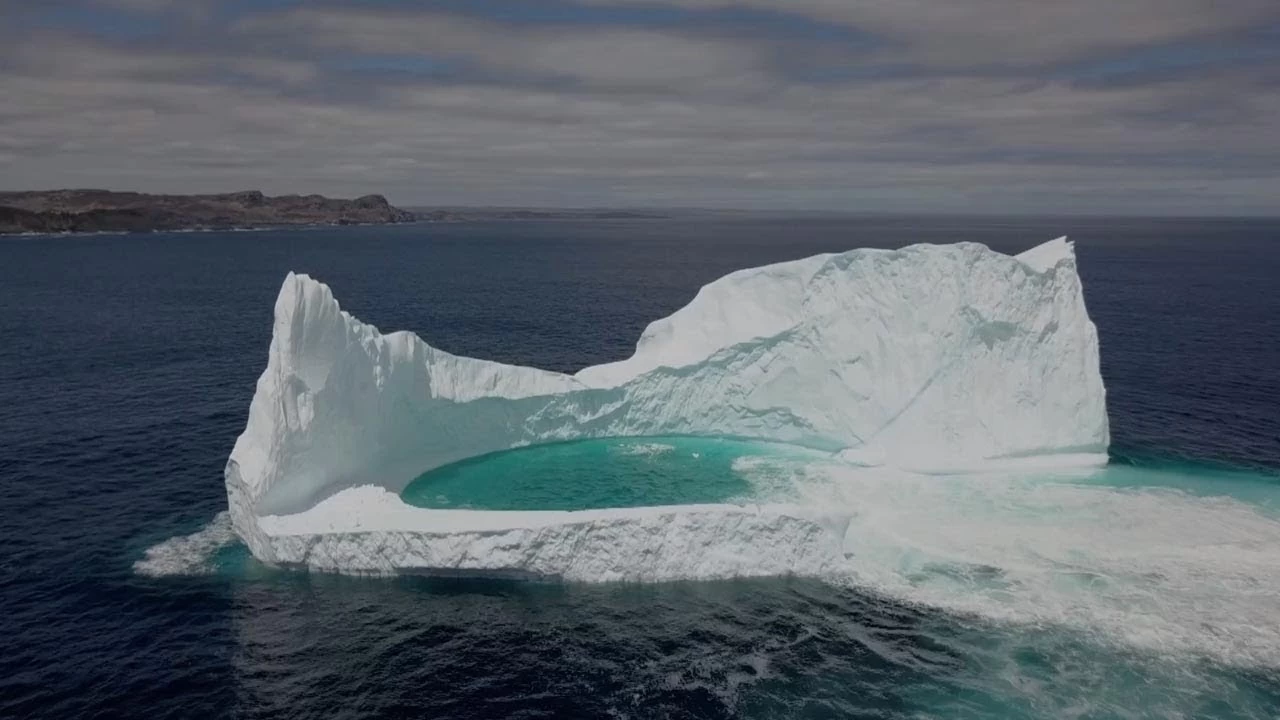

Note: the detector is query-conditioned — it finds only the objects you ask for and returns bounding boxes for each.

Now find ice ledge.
[257,486,853,580]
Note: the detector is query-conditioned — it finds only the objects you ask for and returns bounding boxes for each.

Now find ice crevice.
[224,237,1109,579]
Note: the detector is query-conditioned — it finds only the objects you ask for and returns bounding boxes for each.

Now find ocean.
[2,214,1278,718]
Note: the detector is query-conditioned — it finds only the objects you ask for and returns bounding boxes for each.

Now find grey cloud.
[93,0,178,8]
[90,0,218,22]
[0,5,1277,214]
[581,0,1280,65]
[236,8,769,90]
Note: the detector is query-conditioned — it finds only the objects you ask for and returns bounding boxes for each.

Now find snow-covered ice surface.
[257,486,853,581]
[225,237,1107,578]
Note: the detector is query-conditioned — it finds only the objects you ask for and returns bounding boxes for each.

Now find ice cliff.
[225,238,1108,576]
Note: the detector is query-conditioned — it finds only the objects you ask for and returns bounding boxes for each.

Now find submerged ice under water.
[5,218,1280,719]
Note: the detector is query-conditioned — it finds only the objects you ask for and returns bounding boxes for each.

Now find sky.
[1,0,1278,214]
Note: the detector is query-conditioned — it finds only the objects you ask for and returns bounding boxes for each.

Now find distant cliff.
[0,190,416,234]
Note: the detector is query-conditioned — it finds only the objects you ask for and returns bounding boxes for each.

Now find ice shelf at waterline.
[225,237,1108,577]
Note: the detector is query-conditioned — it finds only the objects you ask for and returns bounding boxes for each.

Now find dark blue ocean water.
[2,215,1279,719]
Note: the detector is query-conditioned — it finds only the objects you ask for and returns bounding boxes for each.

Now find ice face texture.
[225,238,1108,575]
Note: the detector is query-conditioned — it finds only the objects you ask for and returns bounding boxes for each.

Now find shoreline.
[0,215,679,238]
[0,220,424,239]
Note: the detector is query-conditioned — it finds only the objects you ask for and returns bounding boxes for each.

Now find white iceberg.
[225,237,1108,578]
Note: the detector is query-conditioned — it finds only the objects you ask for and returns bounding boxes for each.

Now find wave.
[771,461,1280,669]
[133,511,238,577]
[1110,445,1280,475]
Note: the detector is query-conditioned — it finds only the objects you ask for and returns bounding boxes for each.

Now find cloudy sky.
[2,0,1278,213]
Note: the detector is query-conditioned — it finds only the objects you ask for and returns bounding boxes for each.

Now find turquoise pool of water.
[400,436,810,511]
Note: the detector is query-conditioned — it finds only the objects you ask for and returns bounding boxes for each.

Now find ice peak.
[1015,236,1073,273]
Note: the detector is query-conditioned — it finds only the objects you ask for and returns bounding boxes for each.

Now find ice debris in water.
[134,511,236,577]
[613,442,677,457]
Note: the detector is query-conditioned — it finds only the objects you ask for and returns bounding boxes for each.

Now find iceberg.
[224,238,1108,577]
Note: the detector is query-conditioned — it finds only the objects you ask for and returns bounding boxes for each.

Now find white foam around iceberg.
[224,238,1108,577]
